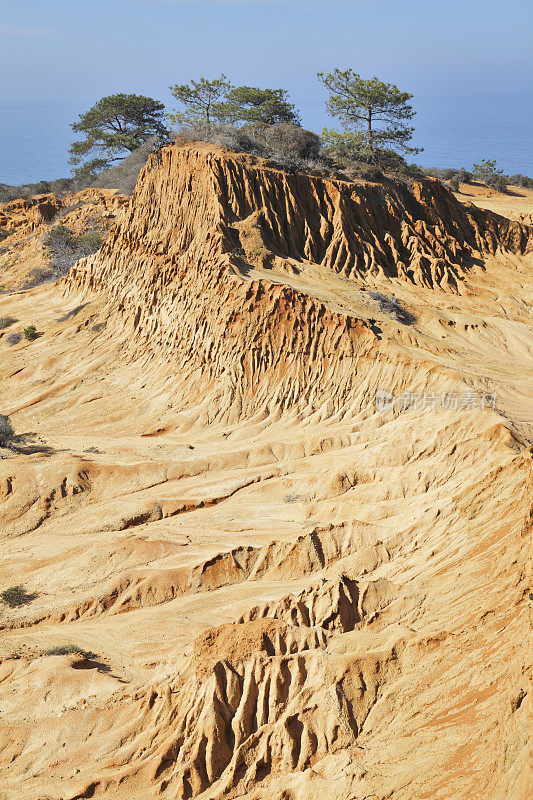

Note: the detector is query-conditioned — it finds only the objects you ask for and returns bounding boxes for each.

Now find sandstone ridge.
[0,143,531,800]
[67,143,532,424]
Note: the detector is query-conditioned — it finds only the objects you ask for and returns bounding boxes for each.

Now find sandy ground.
[455,181,533,222]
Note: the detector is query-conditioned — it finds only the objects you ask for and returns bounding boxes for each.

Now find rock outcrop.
[0,143,531,800]
[66,144,532,425]
[0,188,127,291]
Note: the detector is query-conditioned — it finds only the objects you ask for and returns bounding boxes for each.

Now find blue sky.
[1,0,532,181]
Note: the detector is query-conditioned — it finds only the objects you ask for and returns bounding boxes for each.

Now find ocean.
[0,105,77,186]
[1,97,532,186]
[412,94,533,178]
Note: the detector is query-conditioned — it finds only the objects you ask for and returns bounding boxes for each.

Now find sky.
[1,0,532,182]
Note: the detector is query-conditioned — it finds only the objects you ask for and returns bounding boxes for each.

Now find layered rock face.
[0,188,126,291]
[68,144,531,423]
[0,144,531,800]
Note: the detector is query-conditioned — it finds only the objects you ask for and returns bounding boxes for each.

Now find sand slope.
[0,145,531,800]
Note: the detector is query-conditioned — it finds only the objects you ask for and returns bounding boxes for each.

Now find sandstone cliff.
[0,188,126,292]
[0,143,531,800]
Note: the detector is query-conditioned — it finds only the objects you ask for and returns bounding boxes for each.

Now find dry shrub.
[369,291,416,325]
[0,414,15,446]
[1,586,34,607]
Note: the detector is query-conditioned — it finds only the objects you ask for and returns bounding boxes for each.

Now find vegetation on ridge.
[168,76,301,131]
[318,69,422,160]
[69,93,171,179]
[423,158,533,193]
[67,72,424,186]
[21,223,105,289]
[2,70,531,201]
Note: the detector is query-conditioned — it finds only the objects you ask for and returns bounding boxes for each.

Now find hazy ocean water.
[1,97,532,185]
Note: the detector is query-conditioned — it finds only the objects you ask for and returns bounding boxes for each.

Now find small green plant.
[76,231,103,254]
[23,266,53,289]
[23,325,38,341]
[509,173,533,189]
[472,158,501,177]
[1,586,33,607]
[45,644,96,659]
[472,159,508,192]
[45,224,76,249]
[456,167,473,184]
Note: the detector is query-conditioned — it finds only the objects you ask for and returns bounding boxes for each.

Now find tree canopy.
[168,76,300,131]
[168,76,233,131]
[472,158,505,178]
[472,158,508,191]
[317,69,421,159]
[321,128,407,171]
[69,93,170,178]
[224,87,300,125]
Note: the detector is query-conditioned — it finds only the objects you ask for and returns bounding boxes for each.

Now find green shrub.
[76,232,104,254]
[485,174,508,192]
[321,129,367,165]
[22,267,53,289]
[174,123,263,155]
[472,159,508,191]
[45,644,96,659]
[321,128,422,177]
[423,167,473,184]
[175,122,325,171]
[356,164,384,181]
[45,224,76,249]
[247,122,321,162]
[456,167,473,184]
[28,224,108,288]
[508,174,533,189]
[1,586,33,607]
[23,325,38,341]
[423,167,457,180]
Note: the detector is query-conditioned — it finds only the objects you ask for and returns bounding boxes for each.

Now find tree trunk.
[206,97,211,135]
